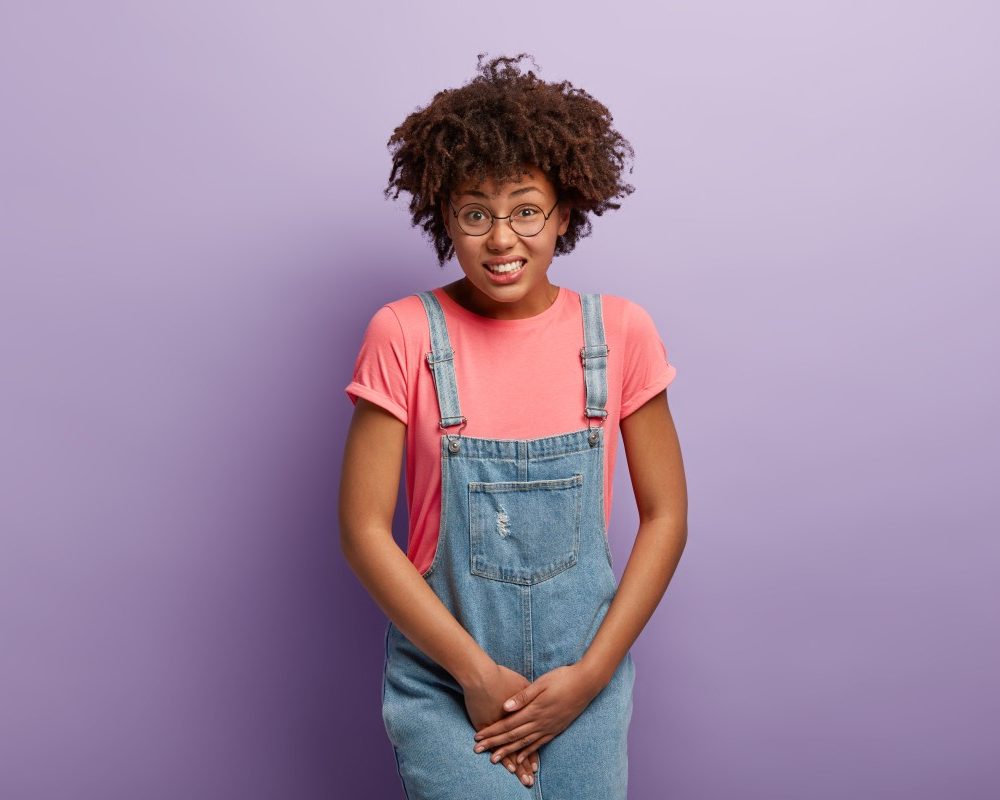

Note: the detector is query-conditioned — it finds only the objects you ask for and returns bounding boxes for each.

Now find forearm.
[341,524,495,689]
[578,516,687,688]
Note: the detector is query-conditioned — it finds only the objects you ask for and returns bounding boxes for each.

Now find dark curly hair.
[384,53,636,266]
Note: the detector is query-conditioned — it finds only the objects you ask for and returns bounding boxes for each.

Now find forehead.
[453,168,552,199]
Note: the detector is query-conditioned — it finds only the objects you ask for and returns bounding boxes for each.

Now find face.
[441,166,571,319]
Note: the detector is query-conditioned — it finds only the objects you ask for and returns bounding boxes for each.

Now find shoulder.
[597,292,645,316]
[556,289,658,342]
[594,293,661,340]
[360,293,429,344]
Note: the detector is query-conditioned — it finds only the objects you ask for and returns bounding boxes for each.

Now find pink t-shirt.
[344,285,677,576]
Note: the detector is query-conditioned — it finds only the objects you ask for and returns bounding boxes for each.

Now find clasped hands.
[463,661,604,789]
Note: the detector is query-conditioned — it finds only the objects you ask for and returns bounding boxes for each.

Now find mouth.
[482,259,526,275]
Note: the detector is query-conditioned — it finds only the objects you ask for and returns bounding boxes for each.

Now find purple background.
[2,2,997,798]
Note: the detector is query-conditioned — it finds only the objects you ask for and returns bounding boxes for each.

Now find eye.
[516,205,540,218]
[462,206,490,223]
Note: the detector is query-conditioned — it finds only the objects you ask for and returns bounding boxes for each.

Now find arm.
[339,398,542,784]
[338,397,496,689]
[471,388,688,763]
[577,387,688,687]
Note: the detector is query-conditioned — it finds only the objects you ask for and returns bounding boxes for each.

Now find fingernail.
[507,762,515,772]
[474,745,484,753]
[492,754,500,763]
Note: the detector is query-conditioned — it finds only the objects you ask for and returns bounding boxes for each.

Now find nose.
[486,212,519,250]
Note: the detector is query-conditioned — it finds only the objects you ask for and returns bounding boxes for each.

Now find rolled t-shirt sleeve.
[344,305,408,425]
[620,300,677,418]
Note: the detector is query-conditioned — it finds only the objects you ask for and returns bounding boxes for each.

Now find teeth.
[486,260,525,273]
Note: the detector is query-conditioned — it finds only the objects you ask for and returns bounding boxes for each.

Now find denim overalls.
[381,290,634,799]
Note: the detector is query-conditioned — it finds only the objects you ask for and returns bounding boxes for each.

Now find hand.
[462,663,540,788]
[472,663,603,765]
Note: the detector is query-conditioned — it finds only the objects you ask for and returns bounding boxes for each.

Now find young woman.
[339,53,688,799]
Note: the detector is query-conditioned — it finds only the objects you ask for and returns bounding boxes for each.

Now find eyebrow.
[456,186,543,200]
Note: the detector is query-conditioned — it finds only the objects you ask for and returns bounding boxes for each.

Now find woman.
[339,53,688,798]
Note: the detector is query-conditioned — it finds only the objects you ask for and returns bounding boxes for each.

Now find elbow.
[639,512,687,548]
[338,525,356,566]
[338,513,394,566]
[338,512,364,563]
[638,507,686,533]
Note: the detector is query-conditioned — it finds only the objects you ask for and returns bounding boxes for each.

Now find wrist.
[576,654,614,693]
[452,650,497,692]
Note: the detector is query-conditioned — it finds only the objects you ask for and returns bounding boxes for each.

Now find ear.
[556,202,571,236]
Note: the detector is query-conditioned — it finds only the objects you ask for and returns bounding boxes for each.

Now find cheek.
[454,243,482,269]
[537,233,560,253]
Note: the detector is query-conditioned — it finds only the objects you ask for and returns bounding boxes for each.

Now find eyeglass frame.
[447,196,562,237]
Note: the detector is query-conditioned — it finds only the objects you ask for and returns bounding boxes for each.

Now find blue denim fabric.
[381,291,634,799]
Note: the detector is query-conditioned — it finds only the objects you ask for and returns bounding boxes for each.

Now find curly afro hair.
[384,52,636,266]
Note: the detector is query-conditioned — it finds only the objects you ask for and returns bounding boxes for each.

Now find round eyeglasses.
[448,197,561,237]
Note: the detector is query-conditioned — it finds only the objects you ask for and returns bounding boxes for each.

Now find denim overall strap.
[580,293,610,435]
[416,291,466,432]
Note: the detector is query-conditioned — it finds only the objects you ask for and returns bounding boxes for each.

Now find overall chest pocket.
[468,474,583,585]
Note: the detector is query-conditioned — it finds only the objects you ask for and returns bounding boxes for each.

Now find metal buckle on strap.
[440,416,467,453]
[587,412,608,430]
[439,416,467,433]
[586,411,608,444]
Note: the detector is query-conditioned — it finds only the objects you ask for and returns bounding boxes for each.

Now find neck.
[447,279,559,320]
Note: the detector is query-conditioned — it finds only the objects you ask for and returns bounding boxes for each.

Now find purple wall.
[2,2,997,798]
